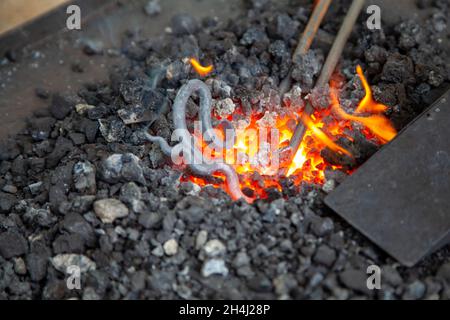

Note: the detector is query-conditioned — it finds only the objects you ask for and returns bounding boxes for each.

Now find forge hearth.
[0,0,449,301]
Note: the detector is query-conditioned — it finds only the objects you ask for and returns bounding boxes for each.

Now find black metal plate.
[325,90,450,267]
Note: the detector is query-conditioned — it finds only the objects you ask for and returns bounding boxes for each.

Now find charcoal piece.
[49,94,75,120]
[267,13,299,41]
[98,119,126,143]
[87,105,110,120]
[53,234,85,254]
[68,132,86,145]
[0,139,20,161]
[118,89,168,125]
[62,213,96,247]
[138,211,162,229]
[73,161,97,194]
[119,80,145,104]
[0,231,28,259]
[291,50,324,91]
[205,79,232,99]
[99,153,146,185]
[26,241,50,282]
[269,40,289,60]
[46,136,73,168]
[49,185,67,211]
[395,20,425,50]
[28,117,56,141]
[364,45,388,64]
[240,27,269,46]
[171,14,199,36]
[325,90,450,266]
[309,85,330,109]
[35,88,50,100]
[0,192,16,213]
[23,207,56,227]
[313,245,336,267]
[339,269,372,295]
[11,155,28,176]
[70,196,96,215]
[80,118,98,143]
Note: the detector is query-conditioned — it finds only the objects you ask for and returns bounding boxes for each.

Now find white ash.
[255,111,277,128]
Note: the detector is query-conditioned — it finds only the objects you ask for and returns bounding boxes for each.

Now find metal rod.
[279,0,332,97]
[282,0,365,176]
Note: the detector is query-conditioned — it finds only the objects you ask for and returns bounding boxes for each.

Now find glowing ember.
[183,65,397,200]
[190,58,214,76]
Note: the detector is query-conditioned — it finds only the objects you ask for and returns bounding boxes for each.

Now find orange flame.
[355,65,388,113]
[300,113,352,157]
[331,66,397,143]
[190,58,214,77]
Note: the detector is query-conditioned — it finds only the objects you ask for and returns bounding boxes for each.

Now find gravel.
[93,199,129,224]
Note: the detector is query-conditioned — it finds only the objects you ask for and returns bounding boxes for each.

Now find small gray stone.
[313,245,336,267]
[382,265,403,286]
[100,153,145,185]
[94,198,129,224]
[436,262,450,282]
[0,192,16,213]
[82,287,101,300]
[73,161,96,194]
[28,182,43,195]
[0,231,28,259]
[311,217,334,237]
[195,230,208,250]
[214,98,235,119]
[138,211,162,229]
[152,244,164,257]
[13,257,27,275]
[2,185,17,194]
[201,239,226,259]
[339,269,371,295]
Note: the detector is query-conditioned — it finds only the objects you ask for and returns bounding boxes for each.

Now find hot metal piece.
[325,90,450,266]
[140,79,251,202]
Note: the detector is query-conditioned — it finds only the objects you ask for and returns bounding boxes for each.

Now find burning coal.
[143,61,397,202]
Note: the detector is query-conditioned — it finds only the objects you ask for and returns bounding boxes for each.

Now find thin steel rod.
[279,0,332,97]
[283,0,365,176]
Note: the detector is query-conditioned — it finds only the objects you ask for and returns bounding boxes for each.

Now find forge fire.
[177,61,397,201]
[0,0,449,302]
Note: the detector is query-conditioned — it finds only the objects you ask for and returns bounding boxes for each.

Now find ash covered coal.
[0,0,449,300]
